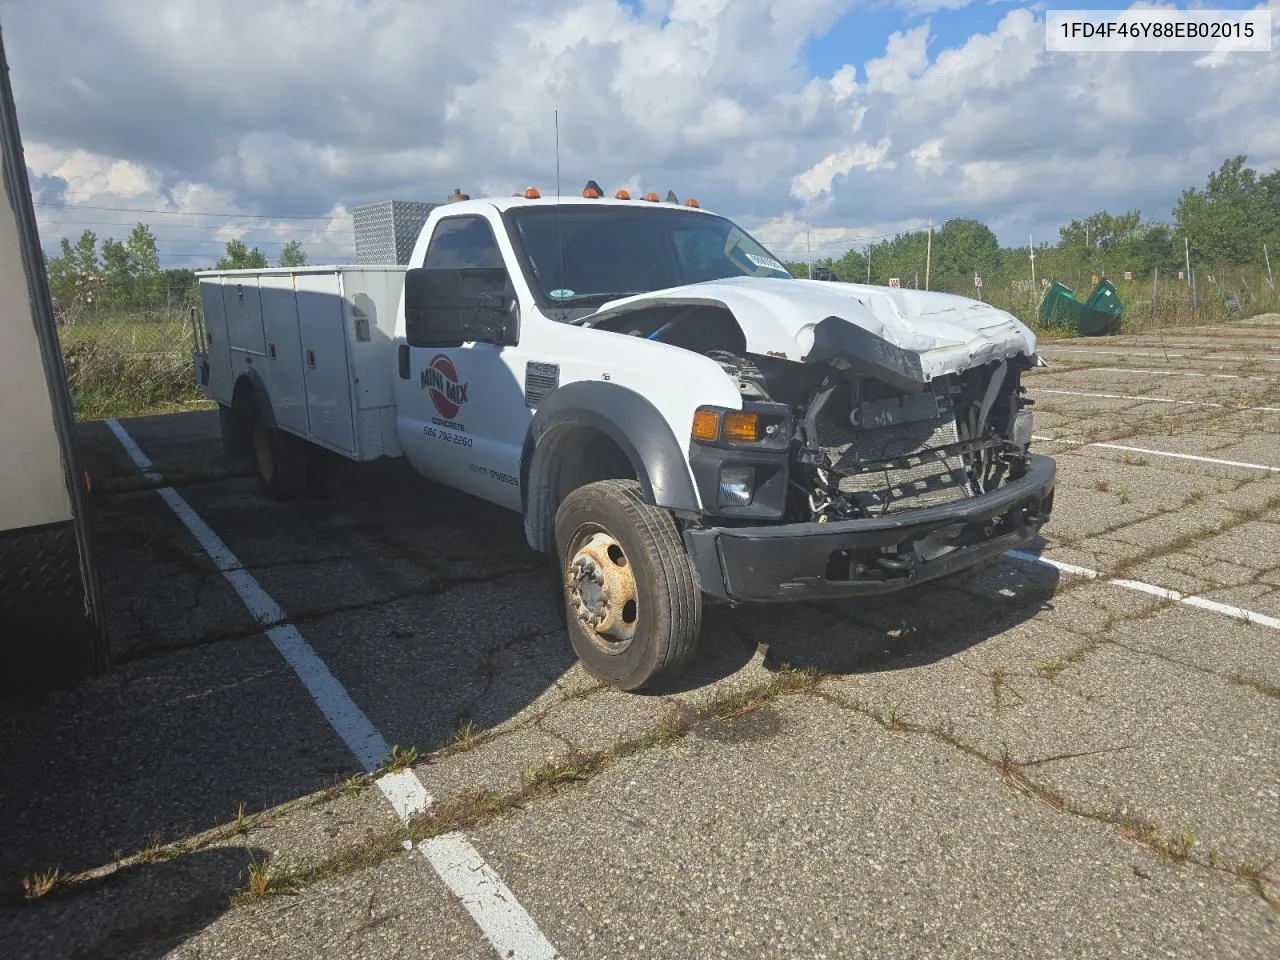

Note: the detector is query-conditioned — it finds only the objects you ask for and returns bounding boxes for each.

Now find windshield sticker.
[746,253,786,273]
[549,288,575,299]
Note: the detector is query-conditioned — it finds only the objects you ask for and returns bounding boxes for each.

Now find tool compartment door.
[258,274,309,435]
[295,271,356,456]
[197,278,234,405]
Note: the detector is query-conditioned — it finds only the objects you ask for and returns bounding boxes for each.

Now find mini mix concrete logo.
[421,354,469,419]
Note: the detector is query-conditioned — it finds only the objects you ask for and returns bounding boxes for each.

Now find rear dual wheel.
[554,480,702,691]
[251,415,307,501]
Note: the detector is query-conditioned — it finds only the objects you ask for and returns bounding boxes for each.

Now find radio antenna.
[555,108,565,294]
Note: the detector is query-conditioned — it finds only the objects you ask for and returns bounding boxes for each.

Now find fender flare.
[520,381,701,552]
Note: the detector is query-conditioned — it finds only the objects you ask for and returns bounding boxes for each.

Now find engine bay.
[591,304,1036,523]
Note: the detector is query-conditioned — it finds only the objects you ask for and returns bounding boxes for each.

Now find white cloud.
[5,0,1280,266]
[791,139,894,202]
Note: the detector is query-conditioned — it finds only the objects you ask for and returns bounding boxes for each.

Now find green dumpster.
[1037,279,1124,336]
[1081,279,1124,335]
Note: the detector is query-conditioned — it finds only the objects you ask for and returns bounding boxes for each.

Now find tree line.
[787,155,1280,297]
[42,154,1278,317]
[43,226,308,318]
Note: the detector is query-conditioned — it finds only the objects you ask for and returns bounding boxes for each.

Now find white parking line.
[1032,435,1280,474]
[1006,551,1280,630]
[104,418,558,959]
[1040,347,1280,364]
[1048,366,1275,383]
[423,835,561,960]
[1030,387,1280,414]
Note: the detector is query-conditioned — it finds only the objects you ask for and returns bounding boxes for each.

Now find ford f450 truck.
[193,187,1055,690]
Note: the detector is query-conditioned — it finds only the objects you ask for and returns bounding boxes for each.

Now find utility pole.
[1265,243,1274,289]
[1185,236,1196,312]
[1029,232,1036,295]
[806,223,812,279]
[1152,268,1158,323]
[866,244,871,284]
[925,218,932,291]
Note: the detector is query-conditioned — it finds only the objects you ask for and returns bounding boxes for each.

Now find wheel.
[251,415,308,501]
[218,403,253,465]
[554,479,702,690]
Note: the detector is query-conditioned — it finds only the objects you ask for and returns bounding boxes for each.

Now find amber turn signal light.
[722,412,759,443]
[691,410,720,441]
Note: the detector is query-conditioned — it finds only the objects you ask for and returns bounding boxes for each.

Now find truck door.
[395,213,530,510]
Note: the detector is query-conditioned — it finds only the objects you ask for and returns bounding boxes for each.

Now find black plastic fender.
[520,380,701,552]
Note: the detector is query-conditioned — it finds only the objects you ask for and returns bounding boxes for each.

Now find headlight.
[1012,409,1034,447]
[718,465,755,506]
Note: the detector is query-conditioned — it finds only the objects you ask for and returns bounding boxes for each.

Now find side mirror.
[404,267,518,347]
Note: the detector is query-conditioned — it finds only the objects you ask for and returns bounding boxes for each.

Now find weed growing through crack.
[1121,453,1148,466]
[991,667,1007,710]
[1035,660,1063,680]
[1229,674,1280,699]
[452,719,483,751]
[342,774,367,799]
[21,868,61,901]
[884,702,908,730]
[244,851,271,898]
[1187,489,1205,504]
[1118,488,1132,505]
[1093,478,1111,493]
[382,744,419,772]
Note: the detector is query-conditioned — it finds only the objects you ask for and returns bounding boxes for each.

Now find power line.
[34,201,351,220]
[36,218,353,232]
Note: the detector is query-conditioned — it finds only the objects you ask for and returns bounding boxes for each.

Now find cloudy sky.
[5,0,1278,267]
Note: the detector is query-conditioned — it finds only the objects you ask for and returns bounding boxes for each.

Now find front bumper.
[683,454,1056,602]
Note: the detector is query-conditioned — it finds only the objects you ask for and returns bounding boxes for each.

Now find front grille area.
[814,383,972,513]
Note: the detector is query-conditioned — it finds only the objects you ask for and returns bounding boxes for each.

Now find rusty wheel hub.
[567,532,638,647]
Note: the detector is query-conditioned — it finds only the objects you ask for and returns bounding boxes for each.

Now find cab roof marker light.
[614,189,631,200]
[524,186,541,199]
[642,192,660,202]
[583,180,603,198]
[685,198,700,208]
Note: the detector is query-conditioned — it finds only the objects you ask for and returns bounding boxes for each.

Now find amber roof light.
[614,189,631,200]
[583,180,603,198]
[524,187,541,199]
[642,192,660,202]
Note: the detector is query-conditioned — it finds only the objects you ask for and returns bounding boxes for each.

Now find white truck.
[193,186,1056,690]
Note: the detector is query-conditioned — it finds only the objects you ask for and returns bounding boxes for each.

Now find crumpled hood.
[585,276,1037,380]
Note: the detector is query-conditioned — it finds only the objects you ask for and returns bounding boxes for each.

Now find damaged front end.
[681,339,1055,600]
[584,289,1056,601]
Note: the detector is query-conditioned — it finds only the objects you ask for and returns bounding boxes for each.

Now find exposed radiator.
[814,383,972,512]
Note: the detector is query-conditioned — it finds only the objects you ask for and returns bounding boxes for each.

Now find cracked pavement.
[2,316,1278,959]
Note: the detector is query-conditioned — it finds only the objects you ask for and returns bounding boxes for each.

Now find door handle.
[307,350,316,369]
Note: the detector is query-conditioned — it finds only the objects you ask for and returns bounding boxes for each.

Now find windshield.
[504,204,791,309]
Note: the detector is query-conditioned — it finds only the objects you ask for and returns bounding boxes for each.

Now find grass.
[381,744,419,772]
[57,309,213,420]
[1034,659,1063,680]
[20,867,62,901]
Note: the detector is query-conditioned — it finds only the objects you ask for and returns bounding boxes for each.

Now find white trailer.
[0,25,104,695]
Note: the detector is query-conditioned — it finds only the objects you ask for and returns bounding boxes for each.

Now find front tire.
[554,480,702,691]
